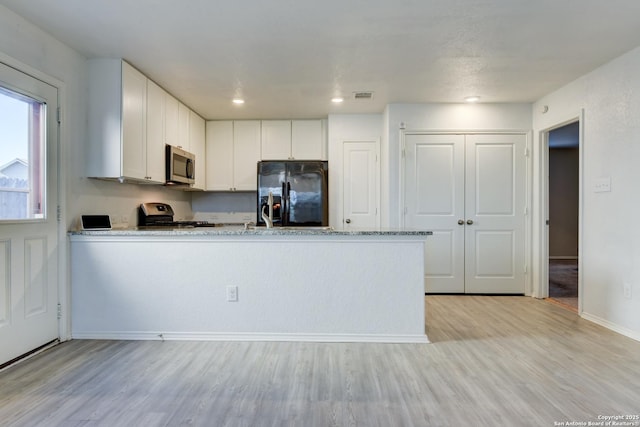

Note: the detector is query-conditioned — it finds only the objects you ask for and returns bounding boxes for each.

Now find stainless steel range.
[138,202,217,228]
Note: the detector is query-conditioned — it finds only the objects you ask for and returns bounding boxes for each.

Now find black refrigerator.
[256,161,328,227]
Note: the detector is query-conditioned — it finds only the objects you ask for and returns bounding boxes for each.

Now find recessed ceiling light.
[464,96,480,103]
[331,97,344,103]
[232,98,245,105]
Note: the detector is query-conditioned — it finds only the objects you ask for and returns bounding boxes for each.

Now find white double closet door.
[404,133,526,294]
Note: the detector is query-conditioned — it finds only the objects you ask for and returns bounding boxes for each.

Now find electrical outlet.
[623,283,632,299]
[593,176,611,193]
[226,285,238,302]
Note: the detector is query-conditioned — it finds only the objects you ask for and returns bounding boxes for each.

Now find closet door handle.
[458,220,464,225]
[466,219,474,225]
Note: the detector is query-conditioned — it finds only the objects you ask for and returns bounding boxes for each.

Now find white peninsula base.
[70,232,428,343]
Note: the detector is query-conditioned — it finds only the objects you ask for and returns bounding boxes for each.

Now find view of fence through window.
[0,87,45,220]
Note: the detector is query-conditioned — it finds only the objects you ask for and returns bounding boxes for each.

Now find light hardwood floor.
[1,296,639,426]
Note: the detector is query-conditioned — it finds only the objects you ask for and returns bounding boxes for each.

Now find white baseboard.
[581,312,640,343]
[71,331,430,344]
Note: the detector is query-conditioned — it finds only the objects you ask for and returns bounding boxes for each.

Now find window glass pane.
[0,87,46,220]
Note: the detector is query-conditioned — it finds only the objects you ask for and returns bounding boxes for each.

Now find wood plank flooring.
[1,296,639,426]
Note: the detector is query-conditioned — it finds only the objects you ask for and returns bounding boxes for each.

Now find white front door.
[404,133,526,294]
[342,141,379,230]
[0,62,59,365]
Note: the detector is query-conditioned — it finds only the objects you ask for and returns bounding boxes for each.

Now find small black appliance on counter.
[138,202,217,228]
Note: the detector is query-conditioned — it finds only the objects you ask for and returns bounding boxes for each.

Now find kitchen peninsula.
[70,227,431,343]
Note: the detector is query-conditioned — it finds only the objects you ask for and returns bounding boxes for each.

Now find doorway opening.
[546,121,580,312]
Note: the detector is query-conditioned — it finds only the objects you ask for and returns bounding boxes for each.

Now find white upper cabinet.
[189,111,206,190]
[121,62,148,180]
[205,121,234,191]
[206,120,260,191]
[178,102,190,151]
[291,120,325,160]
[88,58,204,186]
[88,59,153,182]
[164,93,179,148]
[261,120,292,160]
[261,119,325,160]
[145,79,167,183]
[233,121,261,190]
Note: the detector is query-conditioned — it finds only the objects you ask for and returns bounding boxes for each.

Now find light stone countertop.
[68,225,433,237]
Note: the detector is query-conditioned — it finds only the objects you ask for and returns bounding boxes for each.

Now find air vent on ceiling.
[352,91,374,101]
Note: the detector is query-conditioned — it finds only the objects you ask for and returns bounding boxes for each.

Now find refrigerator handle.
[282,182,287,225]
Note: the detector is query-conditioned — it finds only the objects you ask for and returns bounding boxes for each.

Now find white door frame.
[536,111,584,313]
[0,52,69,342]
[399,129,533,295]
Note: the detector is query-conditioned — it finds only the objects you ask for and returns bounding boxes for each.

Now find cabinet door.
[145,80,167,183]
[205,121,234,191]
[189,111,206,190]
[121,62,147,180]
[292,120,324,160]
[164,93,179,147]
[178,102,190,151]
[261,120,291,160]
[234,120,261,190]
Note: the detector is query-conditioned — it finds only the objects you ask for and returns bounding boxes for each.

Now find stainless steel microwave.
[166,145,195,185]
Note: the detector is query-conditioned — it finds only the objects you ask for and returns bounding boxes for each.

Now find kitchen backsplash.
[191,191,256,224]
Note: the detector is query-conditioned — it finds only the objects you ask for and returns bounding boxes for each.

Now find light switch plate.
[593,176,611,193]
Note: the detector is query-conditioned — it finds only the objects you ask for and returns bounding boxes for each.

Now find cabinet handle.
[467,219,474,225]
[458,219,464,225]
[345,219,351,224]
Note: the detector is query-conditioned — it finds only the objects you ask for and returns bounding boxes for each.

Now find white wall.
[385,103,533,227]
[0,6,193,232]
[532,46,640,340]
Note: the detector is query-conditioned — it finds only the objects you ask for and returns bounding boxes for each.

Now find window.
[0,86,46,220]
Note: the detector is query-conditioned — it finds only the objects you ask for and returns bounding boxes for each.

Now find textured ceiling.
[2,0,640,119]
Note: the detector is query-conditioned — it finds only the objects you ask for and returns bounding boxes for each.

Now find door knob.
[467,219,474,225]
[345,218,351,224]
[458,220,464,225]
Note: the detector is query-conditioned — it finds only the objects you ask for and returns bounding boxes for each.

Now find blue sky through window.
[0,91,28,167]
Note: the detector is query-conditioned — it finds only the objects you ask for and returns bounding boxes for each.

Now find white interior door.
[343,141,379,230]
[464,134,526,294]
[0,62,59,365]
[404,133,526,294]
[404,134,465,293]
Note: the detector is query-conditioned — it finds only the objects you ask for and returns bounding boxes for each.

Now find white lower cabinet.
[206,120,261,191]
